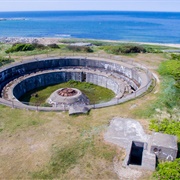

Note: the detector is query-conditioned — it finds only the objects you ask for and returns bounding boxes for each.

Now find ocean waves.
[0,11,180,43]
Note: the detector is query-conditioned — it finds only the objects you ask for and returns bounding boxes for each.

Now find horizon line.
[0,10,180,13]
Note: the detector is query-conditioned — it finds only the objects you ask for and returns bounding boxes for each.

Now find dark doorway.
[128,141,144,166]
[81,72,86,82]
[130,85,136,91]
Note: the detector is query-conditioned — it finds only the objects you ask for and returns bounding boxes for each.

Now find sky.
[0,0,179,12]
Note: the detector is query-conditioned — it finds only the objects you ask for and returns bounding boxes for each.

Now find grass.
[32,131,120,179]
[1,40,177,179]
[19,80,115,105]
[0,105,49,133]
[0,44,12,56]
[0,91,151,179]
[133,75,180,119]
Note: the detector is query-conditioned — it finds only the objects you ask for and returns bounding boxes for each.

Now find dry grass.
[0,93,156,179]
[0,49,167,179]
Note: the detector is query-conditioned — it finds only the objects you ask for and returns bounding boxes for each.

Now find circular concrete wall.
[0,57,152,112]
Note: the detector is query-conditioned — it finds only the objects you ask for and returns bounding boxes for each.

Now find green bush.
[149,119,180,139]
[5,43,50,53]
[47,44,60,49]
[32,43,46,49]
[0,56,14,66]
[171,54,180,61]
[153,158,180,180]
[5,43,35,53]
[150,118,180,179]
[103,45,146,54]
[66,45,93,53]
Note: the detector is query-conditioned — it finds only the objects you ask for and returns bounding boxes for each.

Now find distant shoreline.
[0,37,180,48]
[0,18,27,21]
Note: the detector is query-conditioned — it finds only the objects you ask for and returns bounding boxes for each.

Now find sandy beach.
[0,37,180,48]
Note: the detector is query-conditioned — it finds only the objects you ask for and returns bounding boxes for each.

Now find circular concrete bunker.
[0,56,153,113]
[47,88,90,107]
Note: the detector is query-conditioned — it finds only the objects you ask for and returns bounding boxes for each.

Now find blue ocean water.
[0,11,180,43]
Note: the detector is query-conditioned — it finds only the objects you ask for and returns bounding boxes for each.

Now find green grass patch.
[0,105,48,132]
[19,80,115,105]
[32,135,117,179]
[158,57,180,88]
[133,76,180,118]
[133,53,180,118]
[158,60,180,77]
[32,140,90,179]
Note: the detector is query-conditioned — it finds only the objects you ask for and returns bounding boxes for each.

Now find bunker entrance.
[81,72,86,82]
[130,86,136,91]
[128,141,144,166]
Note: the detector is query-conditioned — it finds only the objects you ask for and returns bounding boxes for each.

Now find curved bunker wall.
[0,58,141,96]
[13,71,121,100]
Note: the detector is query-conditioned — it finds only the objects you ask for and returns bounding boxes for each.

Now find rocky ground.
[0,37,60,45]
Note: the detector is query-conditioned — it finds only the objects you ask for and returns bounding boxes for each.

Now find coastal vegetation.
[5,43,61,53]
[0,56,14,66]
[3,40,177,61]
[101,44,165,55]
[4,42,94,57]
[5,43,36,53]
[158,54,180,88]
[134,53,180,119]
[150,118,180,180]
[135,53,180,179]
[66,45,93,53]
[153,158,180,180]
[0,39,180,179]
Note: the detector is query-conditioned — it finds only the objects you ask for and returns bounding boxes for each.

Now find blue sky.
[0,0,179,12]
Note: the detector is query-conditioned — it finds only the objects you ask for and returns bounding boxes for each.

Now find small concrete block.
[69,105,90,115]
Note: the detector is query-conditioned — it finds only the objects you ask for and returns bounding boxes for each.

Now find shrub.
[122,45,146,53]
[5,43,58,53]
[47,44,60,49]
[66,45,93,53]
[153,158,180,180]
[103,45,146,54]
[171,54,180,61]
[0,56,14,66]
[5,43,35,53]
[32,43,46,49]
[150,118,180,179]
[149,119,180,139]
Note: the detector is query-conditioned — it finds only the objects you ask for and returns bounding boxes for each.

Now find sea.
[0,11,180,43]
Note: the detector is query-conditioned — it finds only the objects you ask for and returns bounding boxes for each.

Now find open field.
[0,39,179,179]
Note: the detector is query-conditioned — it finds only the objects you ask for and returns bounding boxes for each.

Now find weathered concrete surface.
[0,57,141,93]
[104,117,178,171]
[0,57,152,113]
[47,88,89,107]
[104,117,148,149]
[149,132,178,161]
[69,105,90,115]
